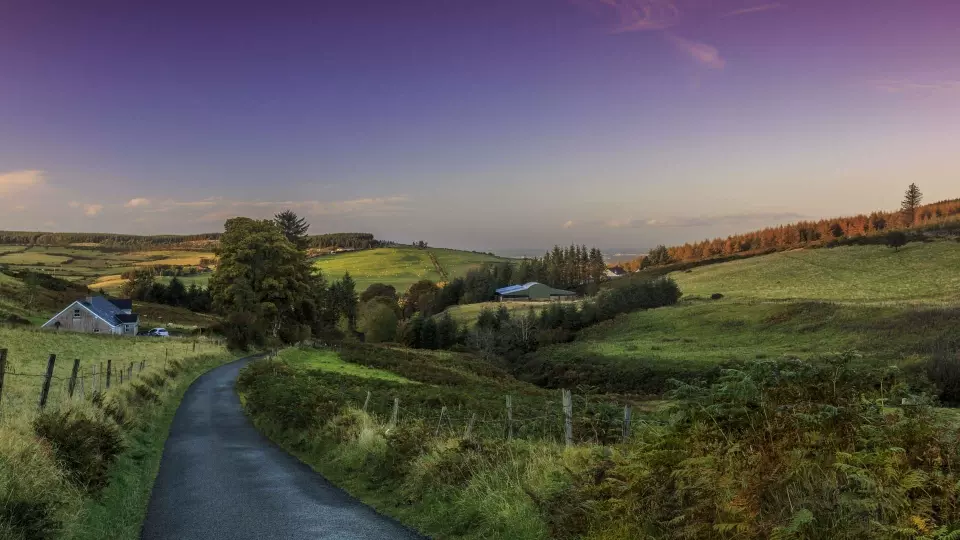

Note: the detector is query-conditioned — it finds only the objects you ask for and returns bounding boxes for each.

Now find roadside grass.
[63,353,240,540]
[278,347,414,384]
[671,240,960,304]
[0,323,237,540]
[0,326,225,418]
[238,345,617,539]
[313,246,507,292]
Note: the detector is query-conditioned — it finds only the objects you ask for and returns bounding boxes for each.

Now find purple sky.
[2,0,958,251]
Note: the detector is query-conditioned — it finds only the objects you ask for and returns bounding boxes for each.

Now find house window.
[73,308,81,318]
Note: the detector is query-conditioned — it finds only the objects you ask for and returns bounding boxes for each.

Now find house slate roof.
[83,296,139,327]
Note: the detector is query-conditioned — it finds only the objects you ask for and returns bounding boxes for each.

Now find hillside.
[521,239,960,395]
[672,240,960,304]
[312,246,508,292]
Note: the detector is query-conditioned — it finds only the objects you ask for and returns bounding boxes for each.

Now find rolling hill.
[519,239,960,395]
[312,246,509,292]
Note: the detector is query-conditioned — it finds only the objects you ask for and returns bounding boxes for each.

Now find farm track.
[141,355,425,540]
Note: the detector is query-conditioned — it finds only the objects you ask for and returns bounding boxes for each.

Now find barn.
[495,282,576,302]
[42,296,140,335]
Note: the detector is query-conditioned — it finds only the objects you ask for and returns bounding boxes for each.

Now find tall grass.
[0,324,235,540]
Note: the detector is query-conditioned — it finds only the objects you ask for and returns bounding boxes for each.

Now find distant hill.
[312,245,509,292]
[624,197,960,271]
[0,230,383,251]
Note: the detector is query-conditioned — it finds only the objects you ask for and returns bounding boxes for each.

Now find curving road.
[141,356,425,540]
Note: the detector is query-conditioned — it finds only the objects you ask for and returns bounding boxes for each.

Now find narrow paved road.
[141,356,425,540]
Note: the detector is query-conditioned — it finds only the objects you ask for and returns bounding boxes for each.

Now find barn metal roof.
[495,282,540,295]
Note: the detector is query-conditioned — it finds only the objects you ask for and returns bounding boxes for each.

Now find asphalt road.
[141,356,425,540]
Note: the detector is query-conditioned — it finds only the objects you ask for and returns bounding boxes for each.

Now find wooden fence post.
[164,348,168,369]
[106,359,112,389]
[506,395,514,440]
[362,391,371,412]
[562,389,573,447]
[98,362,103,392]
[140,360,145,373]
[435,406,447,437]
[128,362,133,380]
[119,368,124,385]
[622,404,633,443]
[464,413,477,439]
[389,398,399,428]
[38,354,56,410]
[0,349,7,407]
[68,358,80,398]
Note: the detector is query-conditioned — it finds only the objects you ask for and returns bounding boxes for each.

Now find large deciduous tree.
[273,209,311,250]
[210,217,324,348]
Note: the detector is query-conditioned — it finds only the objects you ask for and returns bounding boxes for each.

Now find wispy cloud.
[188,196,412,223]
[575,0,682,32]
[666,33,725,69]
[0,169,45,195]
[723,2,784,17]
[872,79,960,95]
[68,200,105,217]
[125,197,151,208]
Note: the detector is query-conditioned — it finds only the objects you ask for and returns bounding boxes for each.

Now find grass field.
[0,245,215,293]
[313,246,508,292]
[438,301,575,325]
[671,240,960,304]
[0,326,227,417]
[521,240,960,395]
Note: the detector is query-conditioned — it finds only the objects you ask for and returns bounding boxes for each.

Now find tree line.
[627,185,960,270]
[357,277,682,357]
[0,229,383,252]
[120,269,214,312]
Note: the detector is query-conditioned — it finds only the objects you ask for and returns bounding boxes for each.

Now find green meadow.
[672,240,960,304]
[312,246,508,291]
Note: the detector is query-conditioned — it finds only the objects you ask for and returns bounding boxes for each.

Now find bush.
[32,408,124,493]
[925,349,960,404]
[0,426,76,540]
[710,293,724,300]
[358,300,398,343]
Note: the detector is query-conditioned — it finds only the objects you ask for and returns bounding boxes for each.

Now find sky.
[1,0,959,253]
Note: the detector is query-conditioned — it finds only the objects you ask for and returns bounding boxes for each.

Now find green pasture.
[0,325,227,420]
[671,240,960,304]
[313,246,507,292]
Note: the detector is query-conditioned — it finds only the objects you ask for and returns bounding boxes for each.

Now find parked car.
[145,327,170,337]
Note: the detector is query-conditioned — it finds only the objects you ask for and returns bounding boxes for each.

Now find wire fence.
[277,370,639,446]
[0,347,174,418]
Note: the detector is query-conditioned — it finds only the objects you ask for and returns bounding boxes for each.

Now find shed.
[495,282,576,301]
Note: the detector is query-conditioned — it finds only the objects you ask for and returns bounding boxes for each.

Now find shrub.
[925,349,960,404]
[710,293,724,300]
[32,408,124,493]
[358,300,398,343]
[0,426,76,540]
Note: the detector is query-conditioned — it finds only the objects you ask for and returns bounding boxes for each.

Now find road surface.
[141,356,424,540]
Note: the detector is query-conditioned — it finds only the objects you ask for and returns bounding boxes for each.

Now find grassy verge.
[240,346,960,539]
[237,347,580,539]
[0,330,237,540]
[64,352,239,540]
